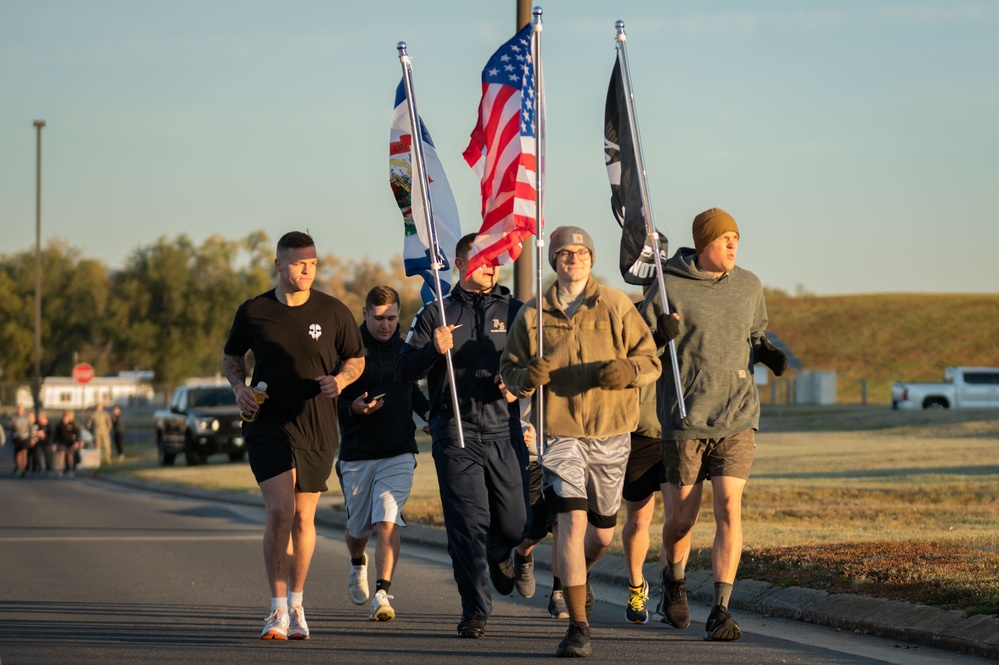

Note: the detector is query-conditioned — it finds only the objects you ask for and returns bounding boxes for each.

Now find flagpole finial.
[396,42,408,57]
[533,6,542,18]
[615,20,627,41]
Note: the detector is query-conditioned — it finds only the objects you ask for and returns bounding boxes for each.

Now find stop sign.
[72,363,95,384]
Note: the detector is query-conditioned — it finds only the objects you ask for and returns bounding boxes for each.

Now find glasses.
[557,249,591,261]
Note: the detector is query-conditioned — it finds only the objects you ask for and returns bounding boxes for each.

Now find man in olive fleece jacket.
[643,208,787,643]
[501,225,659,658]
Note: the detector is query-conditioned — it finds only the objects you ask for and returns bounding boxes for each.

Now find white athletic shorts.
[336,453,416,540]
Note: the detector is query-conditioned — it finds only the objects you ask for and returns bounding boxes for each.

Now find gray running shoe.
[548,589,569,619]
[514,552,536,598]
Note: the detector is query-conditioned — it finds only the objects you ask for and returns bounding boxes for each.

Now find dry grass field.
[104,405,999,616]
[765,293,999,405]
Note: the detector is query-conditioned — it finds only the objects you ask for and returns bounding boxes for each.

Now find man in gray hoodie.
[644,208,786,643]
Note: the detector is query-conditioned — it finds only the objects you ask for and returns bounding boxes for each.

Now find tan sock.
[563,585,589,625]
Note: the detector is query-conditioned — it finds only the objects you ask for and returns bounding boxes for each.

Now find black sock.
[350,556,365,566]
[376,579,391,593]
[514,550,531,563]
[552,576,563,591]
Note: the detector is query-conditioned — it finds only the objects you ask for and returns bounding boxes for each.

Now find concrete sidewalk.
[95,473,999,660]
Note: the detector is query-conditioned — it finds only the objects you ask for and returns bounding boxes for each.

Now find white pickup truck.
[891,366,999,410]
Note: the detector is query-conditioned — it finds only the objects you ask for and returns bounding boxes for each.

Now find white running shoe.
[348,553,370,605]
[369,589,396,622]
[260,607,290,640]
[288,605,310,640]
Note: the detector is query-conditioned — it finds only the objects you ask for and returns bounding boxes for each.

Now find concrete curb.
[96,474,999,660]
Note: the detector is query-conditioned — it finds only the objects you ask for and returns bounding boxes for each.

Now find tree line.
[0,233,425,386]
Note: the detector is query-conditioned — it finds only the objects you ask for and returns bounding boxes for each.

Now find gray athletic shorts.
[539,433,631,528]
[336,453,416,540]
[664,428,756,486]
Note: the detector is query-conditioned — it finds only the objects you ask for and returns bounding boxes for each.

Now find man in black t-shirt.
[222,231,364,641]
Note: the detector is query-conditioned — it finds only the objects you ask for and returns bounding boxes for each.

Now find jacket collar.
[542,276,601,314]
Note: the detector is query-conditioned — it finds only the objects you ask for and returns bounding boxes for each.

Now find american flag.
[462,23,541,276]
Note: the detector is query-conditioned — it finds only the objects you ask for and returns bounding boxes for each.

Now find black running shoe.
[456,616,487,638]
[656,571,690,628]
[704,605,742,642]
[555,620,591,658]
[489,557,516,596]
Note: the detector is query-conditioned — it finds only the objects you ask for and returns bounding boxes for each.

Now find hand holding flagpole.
[397,42,466,448]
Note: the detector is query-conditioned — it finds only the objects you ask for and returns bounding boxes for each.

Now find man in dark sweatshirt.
[337,285,430,623]
[644,208,787,643]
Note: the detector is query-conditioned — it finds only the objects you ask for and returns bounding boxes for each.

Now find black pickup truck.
[152,384,246,466]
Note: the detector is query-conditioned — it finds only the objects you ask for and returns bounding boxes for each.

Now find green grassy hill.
[766,293,999,405]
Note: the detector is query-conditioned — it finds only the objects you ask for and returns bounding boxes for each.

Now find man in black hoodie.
[397,233,530,639]
[337,286,430,623]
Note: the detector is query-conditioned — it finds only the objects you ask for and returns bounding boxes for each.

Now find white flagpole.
[397,42,466,447]
[613,21,687,418]
[531,7,546,454]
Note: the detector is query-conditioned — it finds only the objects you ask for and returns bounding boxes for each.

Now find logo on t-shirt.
[309,323,322,340]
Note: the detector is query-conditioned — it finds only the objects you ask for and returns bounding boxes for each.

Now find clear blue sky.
[2,1,997,295]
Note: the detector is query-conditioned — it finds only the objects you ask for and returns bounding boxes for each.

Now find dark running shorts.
[663,428,756,486]
[525,461,553,541]
[622,435,666,503]
[246,435,335,493]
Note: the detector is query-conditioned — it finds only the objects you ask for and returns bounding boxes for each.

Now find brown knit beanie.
[692,208,739,255]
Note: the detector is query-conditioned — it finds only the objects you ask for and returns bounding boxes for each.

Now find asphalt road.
[0,455,993,664]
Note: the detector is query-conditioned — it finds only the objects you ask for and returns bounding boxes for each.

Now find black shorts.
[526,461,553,541]
[622,435,666,503]
[246,435,335,493]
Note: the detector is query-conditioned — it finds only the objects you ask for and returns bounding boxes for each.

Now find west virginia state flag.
[390,79,461,303]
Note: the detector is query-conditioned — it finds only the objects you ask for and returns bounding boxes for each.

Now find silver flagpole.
[397,42,466,447]
[614,21,687,418]
[531,7,546,455]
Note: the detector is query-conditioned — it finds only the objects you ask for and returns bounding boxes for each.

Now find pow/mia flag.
[604,58,667,286]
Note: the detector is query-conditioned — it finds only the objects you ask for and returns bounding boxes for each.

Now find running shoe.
[489,556,516,596]
[555,620,591,658]
[260,607,289,640]
[369,589,396,622]
[348,553,370,604]
[626,578,650,624]
[704,605,742,641]
[548,589,569,619]
[288,605,310,640]
[656,571,690,628]
[514,552,536,598]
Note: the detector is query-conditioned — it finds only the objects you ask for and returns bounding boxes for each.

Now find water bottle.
[239,381,268,423]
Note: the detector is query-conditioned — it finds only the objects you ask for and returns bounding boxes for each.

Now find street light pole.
[33,119,45,416]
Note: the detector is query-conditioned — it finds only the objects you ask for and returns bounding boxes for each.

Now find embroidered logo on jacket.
[309,324,322,340]
[490,319,506,333]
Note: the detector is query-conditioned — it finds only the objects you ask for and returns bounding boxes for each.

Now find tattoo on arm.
[338,357,365,385]
[221,354,247,390]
